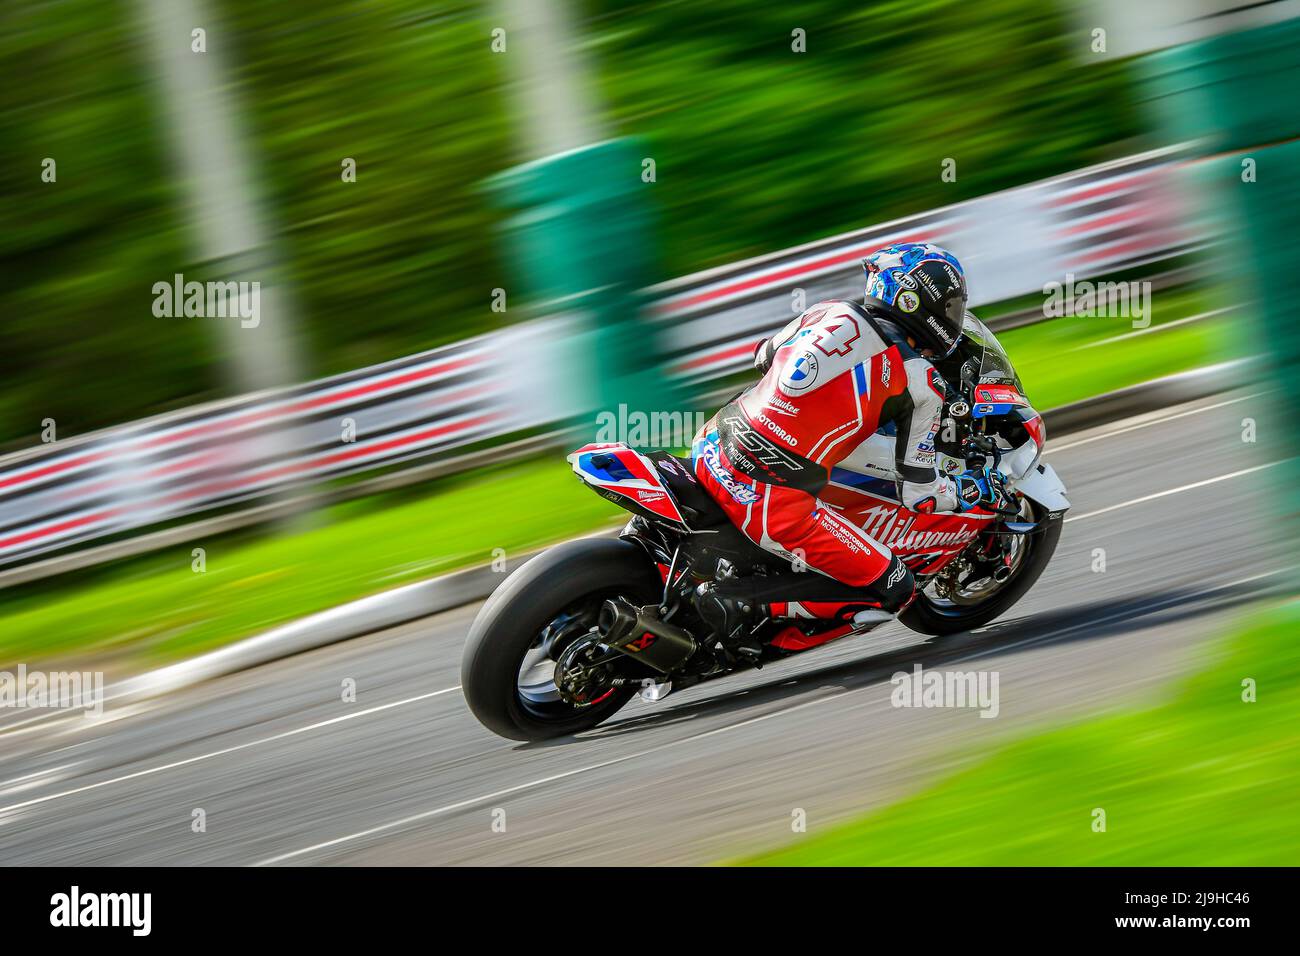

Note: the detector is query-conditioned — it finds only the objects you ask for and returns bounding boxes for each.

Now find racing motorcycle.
[461,314,1069,740]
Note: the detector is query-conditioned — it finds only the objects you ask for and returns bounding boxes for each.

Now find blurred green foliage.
[592,0,1144,273]
[2,0,1141,448]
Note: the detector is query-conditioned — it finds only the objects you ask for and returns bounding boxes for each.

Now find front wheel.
[460,537,663,741]
[899,501,1063,636]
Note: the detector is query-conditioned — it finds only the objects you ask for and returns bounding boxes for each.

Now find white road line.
[1064,461,1286,523]
[1044,392,1262,456]
[0,457,1285,825]
[255,563,1293,866]
[254,685,871,866]
[0,687,461,819]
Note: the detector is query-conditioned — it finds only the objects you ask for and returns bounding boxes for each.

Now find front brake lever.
[985,471,1021,516]
[962,434,1000,470]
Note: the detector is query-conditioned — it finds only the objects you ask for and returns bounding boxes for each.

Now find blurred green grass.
[0,458,619,669]
[0,284,1233,669]
[1002,284,1236,409]
[738,600,1300,865]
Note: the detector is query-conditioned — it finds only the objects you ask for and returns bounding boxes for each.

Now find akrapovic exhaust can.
[598,599,696,674]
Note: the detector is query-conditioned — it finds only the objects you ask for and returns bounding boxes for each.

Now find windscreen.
[962,314,1024,394]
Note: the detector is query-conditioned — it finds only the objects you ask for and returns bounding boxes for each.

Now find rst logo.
[721,416,806,471]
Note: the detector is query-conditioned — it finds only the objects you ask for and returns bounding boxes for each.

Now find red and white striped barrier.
[653,146,1202,381]
[0,147,1208,568]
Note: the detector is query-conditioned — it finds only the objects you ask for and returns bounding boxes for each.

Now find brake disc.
[553,630,622,707]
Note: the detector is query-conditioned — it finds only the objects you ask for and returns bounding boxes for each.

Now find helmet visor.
[936,292,967,356]
[944,292,967,325]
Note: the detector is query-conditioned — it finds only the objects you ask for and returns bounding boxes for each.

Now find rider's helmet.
[862,242,968,357]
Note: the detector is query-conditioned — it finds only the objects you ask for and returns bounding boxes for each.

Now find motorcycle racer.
[470,247,1065,740]
[692,242,1000,625]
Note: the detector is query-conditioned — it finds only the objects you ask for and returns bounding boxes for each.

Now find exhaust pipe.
[992,565,1014,583]
[598,599,697,674]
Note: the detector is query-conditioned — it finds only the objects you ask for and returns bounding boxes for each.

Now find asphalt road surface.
[0,391,1290,866]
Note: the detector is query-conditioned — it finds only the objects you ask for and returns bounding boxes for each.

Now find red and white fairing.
[567,443,688,526]
[820,393,1052,575]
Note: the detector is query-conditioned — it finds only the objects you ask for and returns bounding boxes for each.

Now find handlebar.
[957,435,1019,516]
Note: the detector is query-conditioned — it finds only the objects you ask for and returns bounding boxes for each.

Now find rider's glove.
[953,467,1006,512]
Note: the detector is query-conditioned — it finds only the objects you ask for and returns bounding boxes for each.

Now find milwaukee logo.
[858,504,978,551]
[764,396,800,417]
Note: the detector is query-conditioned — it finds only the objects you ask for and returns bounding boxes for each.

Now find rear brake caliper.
[554,630,620,707]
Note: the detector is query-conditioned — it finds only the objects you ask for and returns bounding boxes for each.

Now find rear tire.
[460,537,663,741]
[900,504,1062,636]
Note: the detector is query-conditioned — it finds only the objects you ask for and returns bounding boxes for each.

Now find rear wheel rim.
[513,592,638,721]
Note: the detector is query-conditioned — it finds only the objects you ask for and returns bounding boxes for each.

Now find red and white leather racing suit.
[692,300,964,599]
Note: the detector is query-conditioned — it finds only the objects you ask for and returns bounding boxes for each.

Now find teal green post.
[1140,17,1300,543]
[489,138,681,440]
